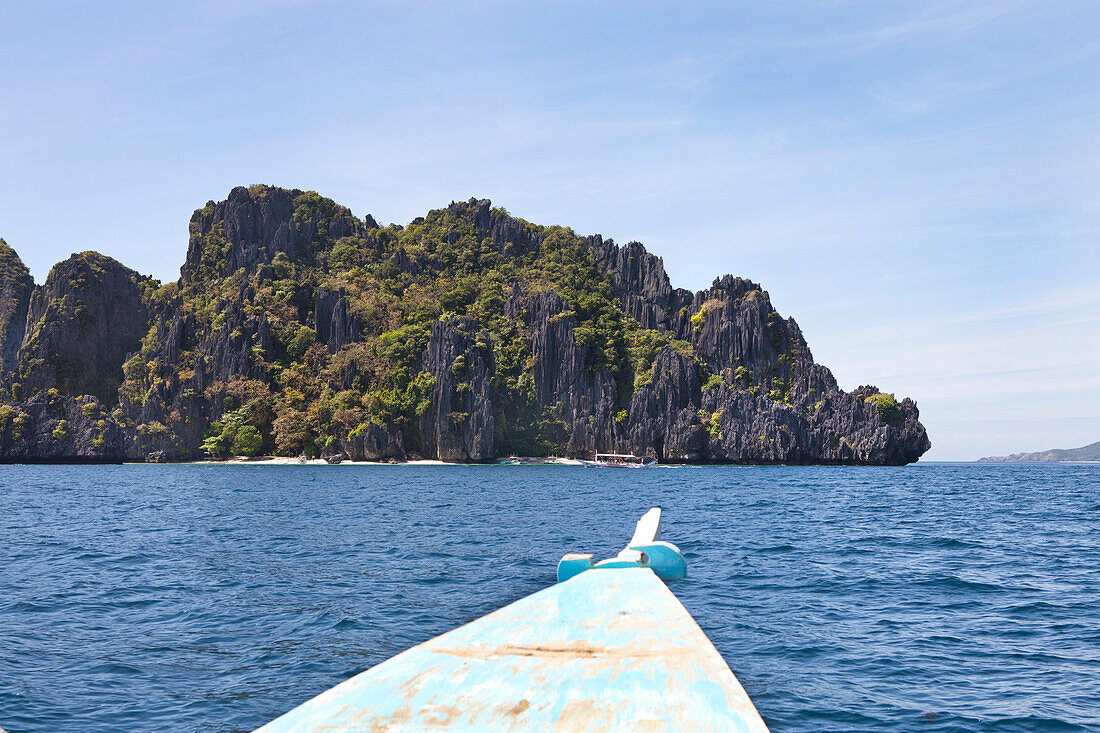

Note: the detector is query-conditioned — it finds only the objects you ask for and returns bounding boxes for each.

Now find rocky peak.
[445,197,543,256]
[687,276,811,383]
[181,185,361,284]
[590,237,693,331]
[15,252,152,405]
[0,239,33,376]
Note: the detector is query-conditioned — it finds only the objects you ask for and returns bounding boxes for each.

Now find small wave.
[978,715,1092,731]
[927,537,982,549]
[1003,600,1066,615]
[916,576,1004,593]
[7,600,53,613]
[919,633,966,645]
[940,600,984,610]
[834,546,875,556]
[111,598,162,609]
[111,553,153,565]
[413,574,451,586]
[773,643,844,661]
[87,661,144,676]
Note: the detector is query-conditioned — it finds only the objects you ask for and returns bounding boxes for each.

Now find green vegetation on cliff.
[0,186,931,464]
[131,187,691,458]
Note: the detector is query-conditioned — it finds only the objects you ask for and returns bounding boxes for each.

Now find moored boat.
[579,452,657,468]
[254,508,769,731]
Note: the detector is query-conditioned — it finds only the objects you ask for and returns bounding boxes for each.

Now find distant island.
[0,186,930,464]
[979,440,1100,463]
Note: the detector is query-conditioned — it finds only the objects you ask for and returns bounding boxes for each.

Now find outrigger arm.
[557,507,687,582]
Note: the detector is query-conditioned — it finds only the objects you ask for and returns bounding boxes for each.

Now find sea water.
[1,463,1097,732]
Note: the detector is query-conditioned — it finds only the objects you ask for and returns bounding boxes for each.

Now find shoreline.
[4,457,1095,467]
[147,456,586,467]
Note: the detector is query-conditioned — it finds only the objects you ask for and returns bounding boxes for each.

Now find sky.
[1,1,1097,460]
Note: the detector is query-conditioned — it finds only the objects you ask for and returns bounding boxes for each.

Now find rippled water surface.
[1,463,1098,732]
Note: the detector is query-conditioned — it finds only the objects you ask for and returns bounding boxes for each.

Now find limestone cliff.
[0,239,33,376]
[12,252,151,404]
[0,187,930,464]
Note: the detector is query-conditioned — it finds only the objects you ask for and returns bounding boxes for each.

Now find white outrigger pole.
[255,508,770,732]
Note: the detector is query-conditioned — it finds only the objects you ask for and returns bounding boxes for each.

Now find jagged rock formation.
[0,239,33,376]
[418,317,495,462]
[0,187,930,464]
[12,252,151,403]
[0,391,130,462]
[314,287,360,352]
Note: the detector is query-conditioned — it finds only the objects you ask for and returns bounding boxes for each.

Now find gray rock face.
[181,185,360,282]
[315,287,360,353]
[516,289,619,454]
[0,239,33,376]
[587,243,931,465]
[342,422,405,461]
[590,238,692,331]
[0,392,130,463]
[418,317,496,461]
[626,347,707,461]
[13,252,151,405]
[526,292,609,412]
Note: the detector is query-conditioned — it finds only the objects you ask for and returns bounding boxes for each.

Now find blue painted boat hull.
[256,568,769,731]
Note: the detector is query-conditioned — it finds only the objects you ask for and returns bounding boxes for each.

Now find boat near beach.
[254,508,769,731]
[579,452,657,468]
[495,455,579,466]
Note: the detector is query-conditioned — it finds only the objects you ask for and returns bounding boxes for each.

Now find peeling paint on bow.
[255,567,769,732]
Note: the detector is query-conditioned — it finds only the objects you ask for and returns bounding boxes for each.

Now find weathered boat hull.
[257,567,768,731]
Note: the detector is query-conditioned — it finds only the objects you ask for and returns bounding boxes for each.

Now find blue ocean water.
[1,463,1097,732]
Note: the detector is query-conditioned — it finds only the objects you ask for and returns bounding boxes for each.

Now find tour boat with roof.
[579,452,656,468]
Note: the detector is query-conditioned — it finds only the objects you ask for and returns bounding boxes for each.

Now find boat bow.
[254,508,768,732]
